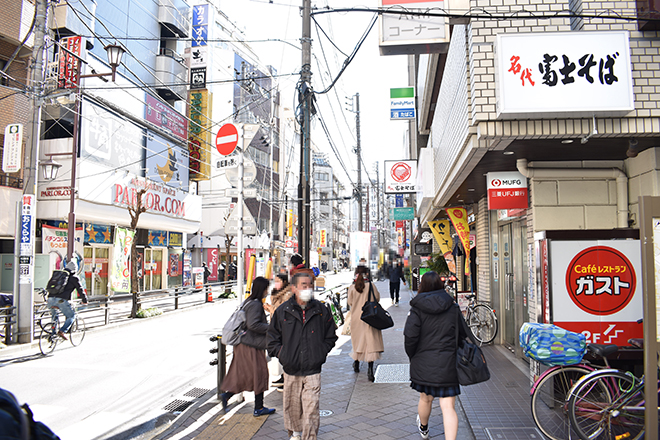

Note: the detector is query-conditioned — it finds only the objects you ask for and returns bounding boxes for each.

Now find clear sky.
[218,0,410,191]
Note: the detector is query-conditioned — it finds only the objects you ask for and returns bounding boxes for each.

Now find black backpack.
[45,270,69,296]
[0,388,60,440]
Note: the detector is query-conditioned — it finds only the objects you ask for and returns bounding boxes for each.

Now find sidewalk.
[156,280,541,440]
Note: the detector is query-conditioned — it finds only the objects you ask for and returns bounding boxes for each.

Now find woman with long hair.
[347,265,384,382]
[220,277,276,416]
[404,271,468,440]
[264,273,291,390]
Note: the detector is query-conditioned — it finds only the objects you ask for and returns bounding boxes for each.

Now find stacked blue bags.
[519,323,587,366]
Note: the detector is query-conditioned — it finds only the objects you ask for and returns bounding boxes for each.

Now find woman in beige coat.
[347,265,384,382]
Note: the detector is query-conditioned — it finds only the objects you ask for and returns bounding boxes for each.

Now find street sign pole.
[237,126,244,300]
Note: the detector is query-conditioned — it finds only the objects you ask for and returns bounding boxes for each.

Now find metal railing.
[1,306,17,345]
[26,280,239,341]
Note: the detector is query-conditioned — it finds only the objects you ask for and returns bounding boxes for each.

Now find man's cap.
[66,261,77,272]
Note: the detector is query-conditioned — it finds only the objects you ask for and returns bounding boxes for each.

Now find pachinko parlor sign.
[549,240,643,346]
[113,178,187,218]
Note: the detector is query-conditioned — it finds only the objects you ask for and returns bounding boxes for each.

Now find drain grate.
[374,363,409,383]
[184,387,211,398]
[163,399,194,413]
[485,427,544,439]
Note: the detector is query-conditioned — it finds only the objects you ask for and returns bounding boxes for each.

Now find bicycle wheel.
[69,316,86,346]
[468,304,498,344]
[531,365,592,440]
[38,322,58,355]
[568,370,645,440]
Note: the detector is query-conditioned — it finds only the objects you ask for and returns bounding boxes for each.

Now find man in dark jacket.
[267,272,337,440]
[388,261,406,306]
[48,261,88,339]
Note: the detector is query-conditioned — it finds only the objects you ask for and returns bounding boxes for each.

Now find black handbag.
[360,283,394,330]
[455,306,490,385]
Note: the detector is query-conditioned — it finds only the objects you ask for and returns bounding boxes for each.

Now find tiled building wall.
[430,25,471,196]
[468,0,659,122]
[476,197,491,302]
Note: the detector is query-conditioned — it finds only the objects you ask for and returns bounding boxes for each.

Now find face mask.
[298,289,313,303]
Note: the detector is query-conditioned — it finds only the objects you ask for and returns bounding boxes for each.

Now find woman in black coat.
[404,271,468,440]
[220,277,276,417]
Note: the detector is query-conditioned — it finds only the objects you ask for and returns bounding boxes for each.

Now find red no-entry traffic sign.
[216,123,239,156]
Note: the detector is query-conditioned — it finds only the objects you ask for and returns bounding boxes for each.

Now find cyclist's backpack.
[45,270,69,296]
[519,323,587,366]
[0,387,61,440]
[221,302,247,346]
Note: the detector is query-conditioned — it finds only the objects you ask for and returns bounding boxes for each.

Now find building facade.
[412,0,659,357]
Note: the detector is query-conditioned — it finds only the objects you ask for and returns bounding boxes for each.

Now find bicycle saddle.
[465,294,476,300]
[587,343,618,358]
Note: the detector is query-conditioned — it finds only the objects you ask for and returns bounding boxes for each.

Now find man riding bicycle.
[48,261,88,340]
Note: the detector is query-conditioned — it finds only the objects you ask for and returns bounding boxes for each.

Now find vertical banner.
[58,36,82,89]
[206,248,219,281]
[3,124,23,173]
[188,89,212,180]
[19,195,35,284]
[111,227,134,293]
[428,220,456,273]
[287,209,294,237]
[319,229,327,248]
[446,207,471,275]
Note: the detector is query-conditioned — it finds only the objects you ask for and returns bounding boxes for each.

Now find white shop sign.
[496,31,634,118]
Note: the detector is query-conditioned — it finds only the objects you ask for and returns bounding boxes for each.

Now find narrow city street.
[0,271,351,440]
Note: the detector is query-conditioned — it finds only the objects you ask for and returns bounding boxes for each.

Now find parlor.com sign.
[113,178,187,218]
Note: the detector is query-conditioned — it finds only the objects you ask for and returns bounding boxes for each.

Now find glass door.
[500,221,529,355]
[501,224,515,347]
[84,246,109,296]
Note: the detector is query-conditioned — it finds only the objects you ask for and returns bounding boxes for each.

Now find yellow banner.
[320,229,327,247]
[446,207,470,275]
[188,89,212,180]
[287,209,294,237]
[428,220,452,255]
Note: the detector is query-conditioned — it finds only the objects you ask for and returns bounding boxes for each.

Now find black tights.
[223,391,264,410]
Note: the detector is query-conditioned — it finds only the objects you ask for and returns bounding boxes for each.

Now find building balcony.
[158,0,189,38]
[48,0,96,41]
[154,48,187,101]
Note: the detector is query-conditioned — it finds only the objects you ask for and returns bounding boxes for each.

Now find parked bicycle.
[567,340,657,440]
[35,288,86,355]
[464,294,498,345]
[529,343,620,440]
[320,289,345,327]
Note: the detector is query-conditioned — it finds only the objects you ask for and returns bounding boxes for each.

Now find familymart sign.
[390,87,415,120]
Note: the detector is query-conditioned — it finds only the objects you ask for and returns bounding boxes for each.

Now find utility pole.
[355,93,363,231]
[15,0,48,343]
[299,0,312,265]
[375,162,381,251]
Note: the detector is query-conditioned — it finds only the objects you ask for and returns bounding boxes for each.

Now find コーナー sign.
[565,246,635,315]
[550,240,642,346]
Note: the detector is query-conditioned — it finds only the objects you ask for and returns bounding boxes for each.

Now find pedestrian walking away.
[267,272,338,440]
[347,265,384,382]
[47,261,88,340]
[220,277,276,417]
[404,271,469,440]
[388,261,406,306]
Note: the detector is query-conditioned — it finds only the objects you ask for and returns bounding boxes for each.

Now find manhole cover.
[319,410,333,417]
[184,387,211,398]
[485,427,544,439]
[374,364,409,383]
[163,399,194,413]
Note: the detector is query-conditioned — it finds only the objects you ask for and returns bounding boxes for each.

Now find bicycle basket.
[519,323,587,366]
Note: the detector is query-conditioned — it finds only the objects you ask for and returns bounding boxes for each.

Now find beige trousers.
[283,373,321,440]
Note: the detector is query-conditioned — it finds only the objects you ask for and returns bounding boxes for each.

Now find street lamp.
[40,43,125,261]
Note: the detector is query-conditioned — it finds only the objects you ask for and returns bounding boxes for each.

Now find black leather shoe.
[367,363,375,382]
[353,360,360,373]
[221,393,229,413]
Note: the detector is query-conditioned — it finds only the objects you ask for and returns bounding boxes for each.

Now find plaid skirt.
[411,381,461,398]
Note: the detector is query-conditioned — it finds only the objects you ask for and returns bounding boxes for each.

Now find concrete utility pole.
[15,0,48,343]
[299,0,312,265]
[355,93,363,232]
